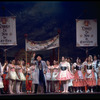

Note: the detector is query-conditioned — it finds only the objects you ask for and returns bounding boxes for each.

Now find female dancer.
[97,61,100,91]
[16,60,26,94]
[56,56,74,93]
[8,59,18,94]
[72,58,87,93]
[2,61,9,94]
[51,60,59,93]
[86,55,96,93]
[67,57,74,93]
[26,63,32,94]
[0,62,4,94]
[29,62,37,93]
[82,57,88,92]
[45,60,52,93]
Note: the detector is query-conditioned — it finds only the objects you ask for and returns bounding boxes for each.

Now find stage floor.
[0,92,100,99]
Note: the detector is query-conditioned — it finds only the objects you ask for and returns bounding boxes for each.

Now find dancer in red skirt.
[86,55,96,93]
[72,58,87,93]
[82,57,88,92]
[26,63,32,94]
[2,61,9,94]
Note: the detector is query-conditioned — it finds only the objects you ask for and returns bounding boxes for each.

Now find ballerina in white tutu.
[16,60,26,94]
[45,60,52,93]
[8,59,18,94]
[51,60,59,93]
[0,62,4,94]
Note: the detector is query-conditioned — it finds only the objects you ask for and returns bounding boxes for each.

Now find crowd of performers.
[0,53,100,94]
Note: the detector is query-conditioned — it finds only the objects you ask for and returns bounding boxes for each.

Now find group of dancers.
[0,52,100,94]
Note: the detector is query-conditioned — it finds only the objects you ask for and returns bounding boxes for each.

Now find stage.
[0,92,100,99]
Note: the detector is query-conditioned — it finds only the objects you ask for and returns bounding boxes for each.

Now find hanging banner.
[0,16,17,46]
[76,19,97,47]
[26,35,59,51]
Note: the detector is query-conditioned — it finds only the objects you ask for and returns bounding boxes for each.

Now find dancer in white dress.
[45,60,52,93]
[8,59,18,94]
[67,57,74,93]
[29,62,37,93]
[16,60,26,94]
[51,60,59,93]
[0,62,4,94]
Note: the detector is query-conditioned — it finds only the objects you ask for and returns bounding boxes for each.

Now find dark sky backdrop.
[0,1,100,62]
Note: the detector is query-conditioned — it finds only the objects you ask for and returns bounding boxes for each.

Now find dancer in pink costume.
[56,56,74,93]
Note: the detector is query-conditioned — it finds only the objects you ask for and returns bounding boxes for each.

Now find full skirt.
[56,70,74,81]
[72,71,87,87]
[18,72,26,81]
[0,76,4,88]
[9,71,19,80]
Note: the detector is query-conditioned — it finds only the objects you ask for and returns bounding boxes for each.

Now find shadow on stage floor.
[0,92,100,99]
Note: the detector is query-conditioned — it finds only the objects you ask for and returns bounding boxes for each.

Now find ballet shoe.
[65,91,69,93]
[62,91,66,93]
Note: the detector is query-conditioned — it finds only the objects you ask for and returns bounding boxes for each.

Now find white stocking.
[63,84,66,92]
[65,81,68,92]
[11,81,15,93]
[9,80,13,93]
[16,82,21,93]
